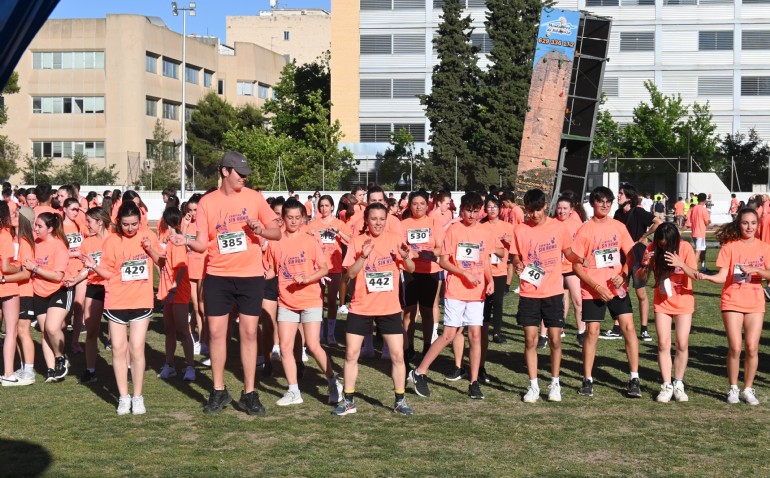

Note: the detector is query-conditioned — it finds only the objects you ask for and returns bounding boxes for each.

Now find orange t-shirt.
[158,240,191,304]
[34,205,61,220]
[441,221,499,302]
[196,188,278,277]
[0,228,19,297]
[304,200,313,218]
[32,237,69,297]
[350,212,403,238]
[402,215,444,274]
[81,233,112,286]
[481,219,514,277]
[674,201,685,216]
[16,239,33,297]
[511,205,525,225]
[185,221,207,281]
[511,217,573,298]
[101,230,159,310]
[429,207,453,228]
[716,238,770,313]
[63,219,86,281]
[730,198,739,214]
[761,213,770,245]
[689,204,710,239]
[265,231,326,310]
[342,232,404,316]
[648,241,695,315]
[560,214,584,273]
[307,216,347,274]
[573,217,634,300]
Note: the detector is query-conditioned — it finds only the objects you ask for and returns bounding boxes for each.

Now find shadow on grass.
[0,439,51,476]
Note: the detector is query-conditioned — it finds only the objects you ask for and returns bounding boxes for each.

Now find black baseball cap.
[220,151,253,177]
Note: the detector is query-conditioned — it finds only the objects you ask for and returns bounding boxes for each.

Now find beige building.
[226,9,331,66]
[3,14,287,186]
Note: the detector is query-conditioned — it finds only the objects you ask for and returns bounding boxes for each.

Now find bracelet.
[593,283,602,291]
[185,236,189,246]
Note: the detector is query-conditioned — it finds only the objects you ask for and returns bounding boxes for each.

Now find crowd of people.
[0,151,764,416]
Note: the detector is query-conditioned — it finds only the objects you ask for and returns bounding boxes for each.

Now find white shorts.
[443,298,484,327]
[277,307,323,323]
[694,237,707,251]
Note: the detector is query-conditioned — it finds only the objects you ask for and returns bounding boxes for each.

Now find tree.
[478,0,542,188]
[51,153,118,185]
[140,120,180,190]
[421,0,483,190]
[21,155,55,185]
[378,128,425,190]
[720,129,770,190]
[0,71,21,180]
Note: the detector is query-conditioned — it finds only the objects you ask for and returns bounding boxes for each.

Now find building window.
[360,79,392,98]
[360,123,392,142]
[698,31,733,51]
[284,31,290,41]
[162,101,179,120]
[602,77,619,97]
[393,79,424,98]
[698,76,733,96]
[743,31,770,50]
[32,96,105,114]
[204,70,213,88]
[146,53,158,73]
[393,123,426,142]
[361,35,393,55]
[394,0,425,8]
[619,32,655,52]
[163,58,179,79]
[741,76,770,96]
[466,0,486,7]
[185,65,199,84]
[393,34,425,54]
[237,81,255,96]
[361,0,393,9]
[146,97,158,117]
[218,79,224,95]
[470,33,492,54]
[33,141,105,158]
[663,0,697,4]
[32,51,104,70]
[258,83,270,99]
[744,0,770,3]
[586,0,620,5]
[185,106,194,122]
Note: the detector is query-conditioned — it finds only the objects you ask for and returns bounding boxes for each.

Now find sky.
[49,0,332,41]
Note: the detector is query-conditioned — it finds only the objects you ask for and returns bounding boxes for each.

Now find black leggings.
[483,275,507,334]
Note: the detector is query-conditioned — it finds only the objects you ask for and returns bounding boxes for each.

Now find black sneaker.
[238,390,266,415]
[537,335,548,350]
[261,361,273,378]
[627,378,642,398]
[78,369,97,384]
[469,380,484,399]
[640,330,652,342]
[444,366,467,382]
[44,368,57,383]
[203,388,232,413]
[576,331,586,347]
[764,287,770,302]
[53,356,68,380]
[408,369,431,398]
[578,378,594,397]
[478,367,491,384]
[492,334,506,344]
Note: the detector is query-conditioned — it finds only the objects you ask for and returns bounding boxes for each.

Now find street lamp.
[172,1,196,199]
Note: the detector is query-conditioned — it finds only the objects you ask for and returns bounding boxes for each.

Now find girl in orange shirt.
[555,194,586,344]
[62,198,87,355]
[698,208,770,405]
[260,197,285,377]
[23,212,71,383]
[637,223,698,403]
[0,203,22,385]
[182,194,207,356]
[67,207,112,384]
[8,206,35,385]
[82,202,164,415]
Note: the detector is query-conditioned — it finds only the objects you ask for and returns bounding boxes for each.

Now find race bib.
[89,252,102,266]
[594,248,620,269]
[660,277,673,297]
[733,264,750,284]
[319,230,336,244]
[121,259,148,282]
[521,264,545,287]
[490,253,501,265]
[67,233,83,249]
[217,231,247,255]
[365,271,393,292]
[457,242,480,262]
[407,228,430,244]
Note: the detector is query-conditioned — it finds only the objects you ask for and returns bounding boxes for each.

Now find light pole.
[172,1,196,199]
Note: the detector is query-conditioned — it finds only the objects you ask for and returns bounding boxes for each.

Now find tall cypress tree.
[421,0,482,190]
[478,0,542,188]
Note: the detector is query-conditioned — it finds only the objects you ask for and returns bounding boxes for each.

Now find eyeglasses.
[595,200,613,206]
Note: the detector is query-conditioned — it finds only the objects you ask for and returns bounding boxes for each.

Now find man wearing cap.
[170,151,280,415]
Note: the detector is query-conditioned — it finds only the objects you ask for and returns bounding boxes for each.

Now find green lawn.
[2,248,770,477]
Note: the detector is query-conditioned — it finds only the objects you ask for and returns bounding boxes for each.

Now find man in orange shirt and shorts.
[688,193,711,273]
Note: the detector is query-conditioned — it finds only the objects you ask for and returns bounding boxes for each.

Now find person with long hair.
[62,197,87,355]
[82,202,164,414]
[24,212,71,382]
[260,196,285,377]
[697,208,770,405]
[8,207,35,385]
[636,222,698,402]
[553,194,586,346]
[181,194,207,357]
[113,190,148,229]
[0,203,23,385]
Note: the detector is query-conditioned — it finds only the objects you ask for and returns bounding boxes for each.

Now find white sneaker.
[193,341,201,355]
[656,383,674,403]
[271,346,281,361]
[338,304,349,315]
[727,387,740,404]
[132,395,146,415]
[302,347,309,363]
[328,378,343,404]
[513,287,520,294]
[276,390,304,406]
[548,382,562,402]
[673,381,689,402]
[157,363,177,379]
[560,329,566,338]
[523,386,540,403]
[200,343,210,355]
[431,330,439,344]
[183,366,196,382]
[13,368,35,386]
[741,387,760,406]
[381,343,391,360]
[117,395,132,415]
[200,356,211,367]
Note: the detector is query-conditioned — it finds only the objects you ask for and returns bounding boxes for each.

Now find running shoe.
[444,366,467,382]
[576,331,586,347]
[53,356,68,380]
[78,369,97,384]
[337,304,349,315]
[673,381,689,402]
[560,329,566,338]
[276,390,304,407]
[200,356,211,367]
[523,386,540,403]
[157,363,177,379]
[513,287,520,294]
[537,336,548,350]
[393,398,414,415]
[600,328,622,340]
[331,398,356,416]
[0,375,21,387]
[238,390,266,415]
[468,380,484,400]
[117,395,132,415]
[627,378,642,398]
[492,333,506,344]
[132,395,146,415]
[301,347,309,363]
[478,367,491,384]
[193,341,201,355]
[764,287,770,302]
[12,368,34,386]
[271,346,281,361]
[44,368,56,383]
[741,388,760,406]
[203,388,232,413]
[578,378,593,397]
[408,369,431,398]
[431,330,439,343]
[727,387,740,404]
[656,383,674,403]
[183,366,196,382]
[640,330,653,342]
[548,382,562,402]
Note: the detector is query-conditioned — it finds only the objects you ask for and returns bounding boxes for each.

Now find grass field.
[1,249,770,477]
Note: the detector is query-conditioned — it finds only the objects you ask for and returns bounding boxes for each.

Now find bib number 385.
[121,259,148,282]
[217,231,247,255]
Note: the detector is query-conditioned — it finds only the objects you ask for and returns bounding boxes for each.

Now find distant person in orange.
[674,197,685,228]
[729,194,739,220]
[304,195,314,220]
[687,193,711,272]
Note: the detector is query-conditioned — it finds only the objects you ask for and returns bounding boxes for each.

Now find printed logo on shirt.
[215,208,250,234]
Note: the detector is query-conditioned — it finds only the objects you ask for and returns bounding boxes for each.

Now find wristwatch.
[1,276,7,284]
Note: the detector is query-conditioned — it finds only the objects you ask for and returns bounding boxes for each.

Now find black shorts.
[582,295,633,322]
[203,275,265,317]
[19,297,34,320]
[562,272,575,288]
[346,312,403,336]
[404,272,440,308]
[85,284,105,302]
[104,308,153,325]
[517,295,565,328]
[264,277,278,302]
[33,288,73,316]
